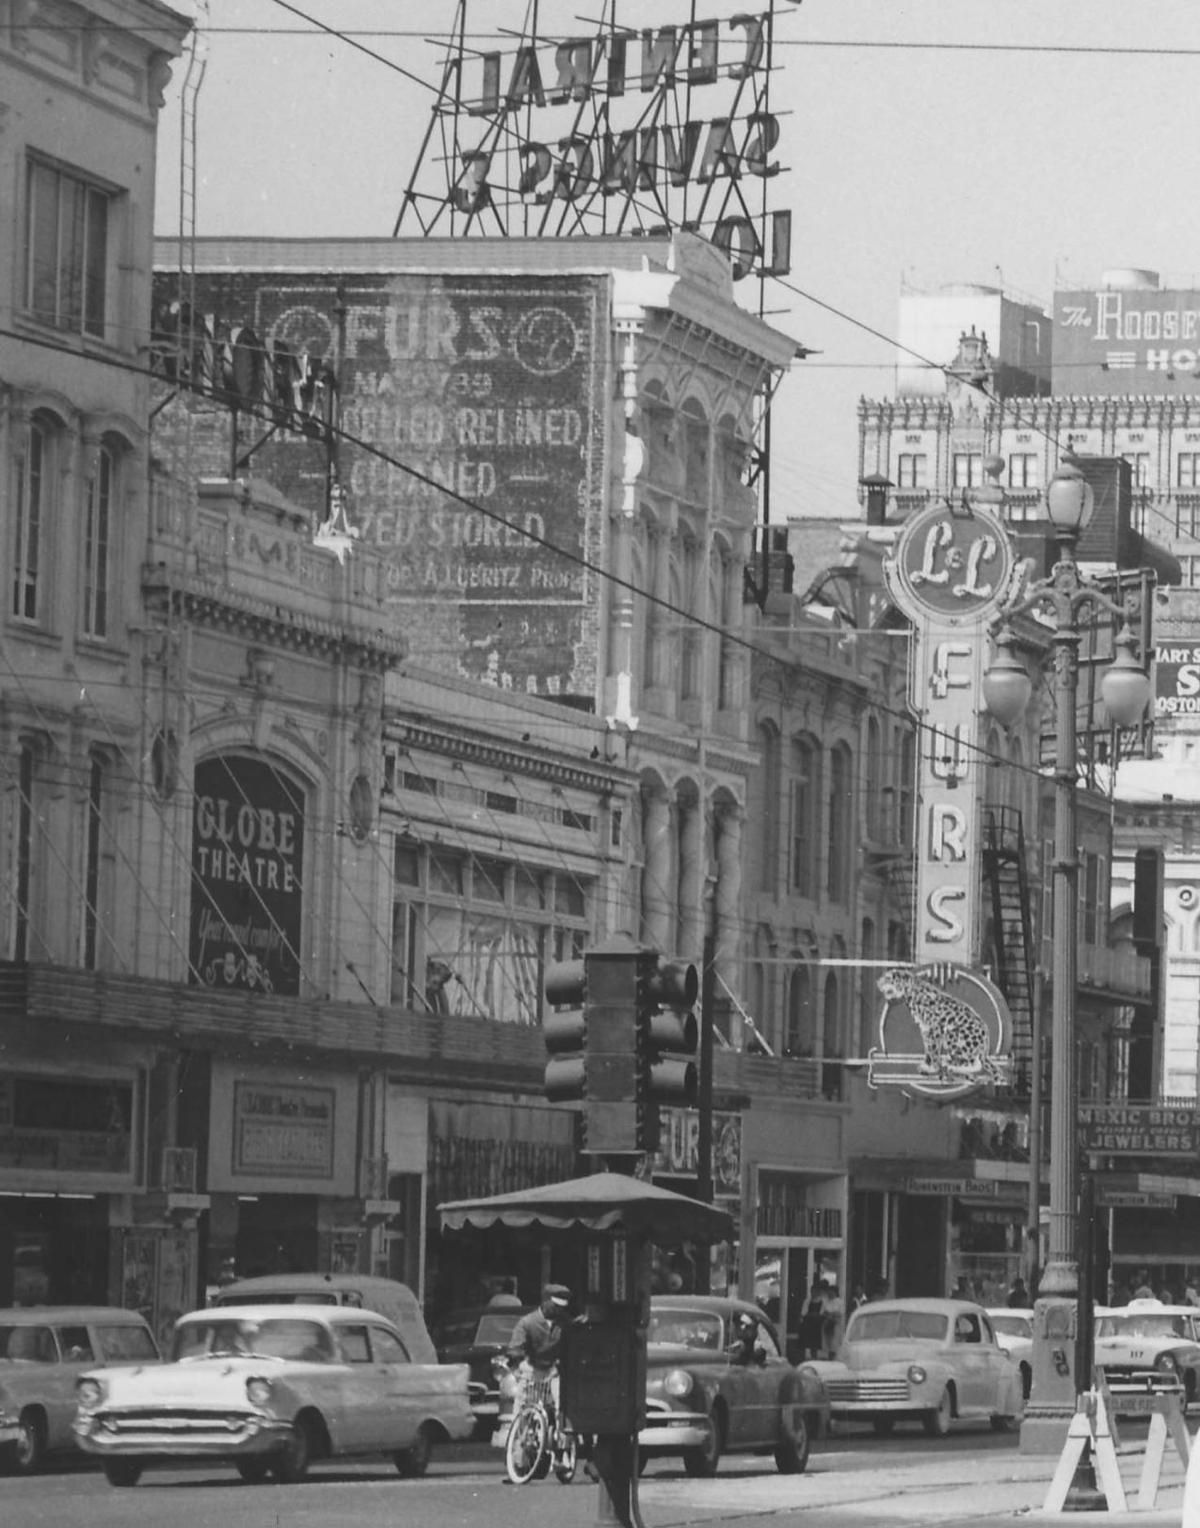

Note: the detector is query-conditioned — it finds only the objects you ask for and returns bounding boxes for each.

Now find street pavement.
[5,1426,1195,1528]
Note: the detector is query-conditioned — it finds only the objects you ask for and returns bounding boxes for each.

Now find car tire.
[990,1413,1016,1433]
[270,1416,315,1483]
[872,1417,895,1438]
[236,1458,271,1483]
[395,1424,434,1478]
[774,1405,810,1474]
[922,1387,953,1438]
[1020,1363,1032,1401]
[102,1458,144,1487]
[12,1409,46,1475]
[682,1409,724,1478]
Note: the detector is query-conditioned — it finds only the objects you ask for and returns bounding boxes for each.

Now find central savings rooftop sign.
[398,5,795,280]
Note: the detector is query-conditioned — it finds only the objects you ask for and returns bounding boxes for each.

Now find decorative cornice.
[142,569,406,673]
[388,718,628,795]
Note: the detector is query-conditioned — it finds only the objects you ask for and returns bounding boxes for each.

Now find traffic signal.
[543,944,699,1157]
[543,959,587,1102]
[635,954,699,1153]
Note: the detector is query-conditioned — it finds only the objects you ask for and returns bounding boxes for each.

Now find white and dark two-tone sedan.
[74,1304,472,1486]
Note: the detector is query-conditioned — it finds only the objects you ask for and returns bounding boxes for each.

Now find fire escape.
[982,807,1037,1096]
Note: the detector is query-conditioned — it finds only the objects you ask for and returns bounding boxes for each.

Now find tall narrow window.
[827,743,852,904]
[83,753,105,968]
[13,745,35,961]
[12,417,46,621]
[25,160,111,338]
[864,717,882,840]
[758,723,780,895]
[822,970,842,1099]
[83,442,113,637]
[789,738,819,898]
[786,966,813,1057]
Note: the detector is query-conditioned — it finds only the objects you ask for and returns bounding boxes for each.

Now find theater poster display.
[167,269,607,699]
[189,756,306,996]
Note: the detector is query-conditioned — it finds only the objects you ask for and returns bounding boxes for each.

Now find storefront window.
[391,837,592,1025]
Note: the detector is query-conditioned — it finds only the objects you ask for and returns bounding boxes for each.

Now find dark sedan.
[639,1295,828,1476]
[433,1297,530,1436]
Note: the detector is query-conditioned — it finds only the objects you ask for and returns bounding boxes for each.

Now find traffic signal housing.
[543,959,587,1103]
[636,953,699,1153]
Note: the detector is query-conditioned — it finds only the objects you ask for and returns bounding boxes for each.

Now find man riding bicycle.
[506,1282,571,1408]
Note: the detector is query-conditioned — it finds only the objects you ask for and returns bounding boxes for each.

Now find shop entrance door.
[755,1242,843,1363]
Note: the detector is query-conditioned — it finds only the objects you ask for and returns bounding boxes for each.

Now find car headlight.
[246,1376,273,1406]
[664,1369,693,1398]
[907,1364,927,1386]
[1155,1353,1180,1374]
[77,1377,105,1409]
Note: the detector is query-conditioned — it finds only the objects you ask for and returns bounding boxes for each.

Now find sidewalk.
[635,1431,1192,1525]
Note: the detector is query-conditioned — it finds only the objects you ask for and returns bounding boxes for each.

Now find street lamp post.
[981,462,1151,1455]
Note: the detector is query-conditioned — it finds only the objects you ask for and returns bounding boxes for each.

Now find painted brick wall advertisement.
[153,269,608,700]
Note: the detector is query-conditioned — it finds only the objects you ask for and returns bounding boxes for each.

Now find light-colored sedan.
[810,1298,1023,1437]
[74,1304,473,1486]
[987,1308,1034,1400]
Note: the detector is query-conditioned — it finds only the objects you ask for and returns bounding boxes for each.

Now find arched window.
[859,917,877,1056]
[679,536,702,700]
[827,743,853,904]
[864,716,883,840]
[12,412,59,624]
[82,749,113,968]
[83,437,119,638]
[789,736,821,898]
[785,964,815,1057]
[638,527,659,691]
[897,725,916,843]
[822,968,842,1099]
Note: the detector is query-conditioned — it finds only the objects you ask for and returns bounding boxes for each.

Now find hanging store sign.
[653,1108,742,1196]
[883,501,1019,961]
[1154,644,1200,717]
[905,1177,1002,1199]
[1078,1104,1200,1157]
[869,964,1012,1100]
[190,756,306,996]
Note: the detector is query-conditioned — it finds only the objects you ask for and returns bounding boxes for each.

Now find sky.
[152,1,1200,521]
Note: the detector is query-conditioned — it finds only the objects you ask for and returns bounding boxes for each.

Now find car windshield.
[1096,1313,1193,1341]
[647,1309,724,1350]
[475,1313,521,1345]
[171,1318,333,1363]
[95,1325,159,1362]
[848,1310,949,1342]
[990,1315,1032,1339]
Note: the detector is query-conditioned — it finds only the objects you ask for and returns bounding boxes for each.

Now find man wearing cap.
[507,1283,572,1374]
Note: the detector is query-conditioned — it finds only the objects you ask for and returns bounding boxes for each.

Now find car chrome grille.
[100,1410,254,1435]
[825,1377,909,1403]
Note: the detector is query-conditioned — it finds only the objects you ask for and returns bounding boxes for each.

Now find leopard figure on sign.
[877,968,1003,1082]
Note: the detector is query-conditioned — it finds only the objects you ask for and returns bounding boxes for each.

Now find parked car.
[433,1294,530,1436]
[73,1303,472,1486]
[211,1273,437,1362]
[638,1295,828,1477]
[0,1306,160,1475]
[1094,1299,1200,1410]
[810,1298,1023,1437]
[987,1308,1034,1400]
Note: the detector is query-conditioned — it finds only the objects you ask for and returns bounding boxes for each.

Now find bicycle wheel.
[505,1405,550,1485]
[553,1427,578,1484]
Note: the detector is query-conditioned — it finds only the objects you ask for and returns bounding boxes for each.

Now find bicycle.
[502,1365,578,1485]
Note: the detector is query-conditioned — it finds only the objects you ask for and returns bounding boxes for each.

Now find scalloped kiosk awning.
[438,1170,734,1244]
